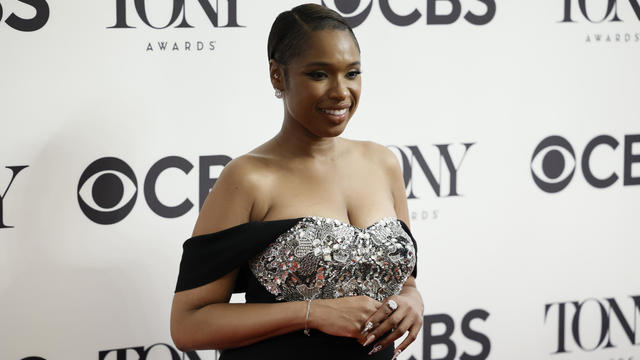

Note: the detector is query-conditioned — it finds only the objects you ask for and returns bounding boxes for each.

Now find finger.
[355,297,383,340]
[359,307,394,343]
[395,321,421,353]
[360,319,375,335]
[359,298,398,338]
[362,308,404,348]
[370,315,412,352]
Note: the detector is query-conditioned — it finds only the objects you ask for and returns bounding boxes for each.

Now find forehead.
[293,29,360,67]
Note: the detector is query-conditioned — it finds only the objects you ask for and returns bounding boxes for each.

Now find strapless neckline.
[261,215,405,231]
[249,215,416,302]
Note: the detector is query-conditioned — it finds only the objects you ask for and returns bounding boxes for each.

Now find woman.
[170,4,423,359]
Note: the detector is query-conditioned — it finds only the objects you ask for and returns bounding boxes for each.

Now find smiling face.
[275,29,362,138]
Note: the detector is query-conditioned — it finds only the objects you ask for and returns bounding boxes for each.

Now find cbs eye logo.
[531,134,640,193]
[530,136,576,193]
[77,157,138,225]
[322,0,373,28]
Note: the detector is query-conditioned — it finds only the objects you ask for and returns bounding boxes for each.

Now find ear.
[269,59,284,91]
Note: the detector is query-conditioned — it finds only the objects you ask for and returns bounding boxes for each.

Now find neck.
[273,116,340,160]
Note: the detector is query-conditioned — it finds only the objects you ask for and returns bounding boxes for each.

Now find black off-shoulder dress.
[175,216,418,360]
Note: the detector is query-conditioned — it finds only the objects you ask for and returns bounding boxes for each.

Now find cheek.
[350,79,362,98]
[351,88,362,107]
[289,92,314,112]
[289,83,324,108]
[286,90,316,119]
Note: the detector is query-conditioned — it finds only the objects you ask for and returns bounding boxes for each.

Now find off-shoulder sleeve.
[175,218,301,293]
[398,220,418,279]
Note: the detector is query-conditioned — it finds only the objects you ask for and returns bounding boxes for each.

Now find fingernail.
[391,349,402,360]
[363,334,375,347]
[368,344,382,355]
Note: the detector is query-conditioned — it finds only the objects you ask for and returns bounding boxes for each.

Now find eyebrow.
[303,61,361,68]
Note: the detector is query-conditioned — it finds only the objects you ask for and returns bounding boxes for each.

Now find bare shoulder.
[344,138,401,174]
[193,154,272,236]
[217,153,272,188]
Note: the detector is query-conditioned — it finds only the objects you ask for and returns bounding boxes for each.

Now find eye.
[346,70,361,79]
[530,136,576,193]
[306,71,328,80]
[77,157,138,224]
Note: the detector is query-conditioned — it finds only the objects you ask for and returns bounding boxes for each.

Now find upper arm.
[192,155,263,236]
[172,156,265,328]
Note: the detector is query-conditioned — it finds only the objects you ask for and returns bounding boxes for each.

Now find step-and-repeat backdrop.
[1,0,639,359]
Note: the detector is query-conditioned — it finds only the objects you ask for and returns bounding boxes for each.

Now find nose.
[328,77,349,101]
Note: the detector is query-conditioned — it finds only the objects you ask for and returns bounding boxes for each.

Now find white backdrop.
[1,0,639,359]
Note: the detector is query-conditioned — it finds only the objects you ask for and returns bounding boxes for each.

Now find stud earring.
[275,89,283,99]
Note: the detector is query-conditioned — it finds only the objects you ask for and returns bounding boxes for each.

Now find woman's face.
[280,29,361,138]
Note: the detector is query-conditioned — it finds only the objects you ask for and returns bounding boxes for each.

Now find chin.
[324,129,346,138]
[319,122,349,138]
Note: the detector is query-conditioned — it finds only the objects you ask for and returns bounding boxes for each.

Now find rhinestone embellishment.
[249,216,417,302]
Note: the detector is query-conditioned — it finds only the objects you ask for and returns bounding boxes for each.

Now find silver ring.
[361,321,374,334]
[387,299,398,311]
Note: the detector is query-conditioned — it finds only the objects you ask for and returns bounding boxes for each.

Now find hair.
[267,4,360,68]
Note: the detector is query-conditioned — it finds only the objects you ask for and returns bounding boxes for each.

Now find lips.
[317,103,352,125]
[319,108,348,116]
[319,103,351,114]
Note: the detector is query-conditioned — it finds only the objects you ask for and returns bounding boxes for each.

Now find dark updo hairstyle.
[267,4,360,69]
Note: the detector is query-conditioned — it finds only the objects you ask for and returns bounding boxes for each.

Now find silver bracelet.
[304,299,312,336]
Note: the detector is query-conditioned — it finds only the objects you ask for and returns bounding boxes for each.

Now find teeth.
[321,108,348,116]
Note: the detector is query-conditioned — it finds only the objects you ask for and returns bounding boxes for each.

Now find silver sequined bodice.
[249,216,416,302]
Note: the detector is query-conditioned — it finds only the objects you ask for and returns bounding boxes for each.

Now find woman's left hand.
[358,284,423,358]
